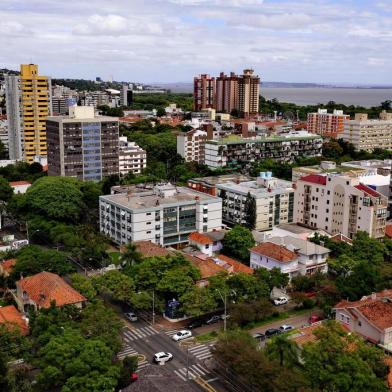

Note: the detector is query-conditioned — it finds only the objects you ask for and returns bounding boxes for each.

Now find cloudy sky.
[0,0,391,84]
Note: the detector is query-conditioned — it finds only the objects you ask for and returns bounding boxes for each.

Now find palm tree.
[265,334,301,367]
[121,243,142,268]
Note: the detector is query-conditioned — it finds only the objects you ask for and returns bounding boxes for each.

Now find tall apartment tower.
[46,106,119,181]
[193,74,215,111]
[307,109,350,138]
[215,72,239,114]
[238,69,260,118]
[5,64,52,162]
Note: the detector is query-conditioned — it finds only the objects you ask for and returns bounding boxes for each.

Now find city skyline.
[1,0,391,84]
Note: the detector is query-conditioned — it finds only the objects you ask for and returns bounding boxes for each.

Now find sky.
[0,0,391,84]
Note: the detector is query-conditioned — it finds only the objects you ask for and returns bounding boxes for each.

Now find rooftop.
[250,242,297,263]
[214,254,253,274]
[267,236,330,256]
[17,271,86,308]
[188,173,253,186]
[184,253,226,279]
[189,232,213,245]
[9,181,31,187]
[354,183,382,198]
[299,174,327,186]
[0,305,29,335]
[0,258,16,274]
[134,241,172,258]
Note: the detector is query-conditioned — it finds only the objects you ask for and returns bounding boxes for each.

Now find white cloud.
[73,14,128,36]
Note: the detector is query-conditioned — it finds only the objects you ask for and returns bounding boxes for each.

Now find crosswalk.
[123,325,159,342]
[187,343,213,360]
[164,329,180,337]
[174,363,209,382]
[117,345,150,371]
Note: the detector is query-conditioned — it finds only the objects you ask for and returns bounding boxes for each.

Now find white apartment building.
[119,136,146,176]
[307,109,350,138]
[99,183,222,247]
[177,129,207,164]
[342,111,392,152]
[216,172,295,231]
[0,117,9,150]
[294,173,388,239]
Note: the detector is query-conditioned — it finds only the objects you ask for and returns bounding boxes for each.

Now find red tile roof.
[330,233,353,245]
[0,305,29,335]
[17,272,86,308]
[188,232,213,245]
[300,174,327,186]
[250,242,297,263]
[355,183,381,198]
[215,254,254,274]
[134,241,172,258]
[0,259,16,274]
[9,181,31,187]
[185,254,226,279]
[386,225,392,239]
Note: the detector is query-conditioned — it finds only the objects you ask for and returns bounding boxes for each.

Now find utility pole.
[152,289,155,325]
[216,289,227,332]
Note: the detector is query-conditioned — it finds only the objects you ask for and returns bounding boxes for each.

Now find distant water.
[261,87,392,108]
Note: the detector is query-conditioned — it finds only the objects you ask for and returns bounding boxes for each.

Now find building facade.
[5,64,52,162]
[294,173,388,239]
[177,129,207,164]
[204,133,323,169]
[46,106,119,181]
[216,172,295,231]
[238,69,260,118]
[119,136,146,176]
[342,112,392,152]
[99,183,222,247]
[215,72,238,114]
[193,74,215,112]
[307,109,350,138]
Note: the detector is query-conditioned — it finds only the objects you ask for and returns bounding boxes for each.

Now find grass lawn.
[195,330,218,343]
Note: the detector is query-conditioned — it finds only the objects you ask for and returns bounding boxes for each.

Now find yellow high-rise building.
[19,64,51,162]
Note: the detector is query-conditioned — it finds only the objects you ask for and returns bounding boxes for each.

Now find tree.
[0,178,13,202]
[93,271,135,302]
[322,140,344,160]
[179,286,217,317]
[70,274,97,301]
[244,192,256,230]
[120,243,142,268]
[226,273,269,302]
[156,107,166,117]
[222,225,255,263]
[381,100,391,110]
[265,334,301,367]
[117,356,138,389]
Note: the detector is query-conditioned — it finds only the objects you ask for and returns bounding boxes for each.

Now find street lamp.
[215,289,227,332]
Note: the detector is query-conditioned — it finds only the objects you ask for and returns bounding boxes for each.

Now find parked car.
[187,319,203,329]
[205,315,221,325]
[265,328,281,337]
[279,324,294,333]
[153,352,173,363]
[273,297,288,306]
[124,312,138,322]
[252,332,266,341]
[309,315,322,324]
[130,373,138,383]
[172,330,192,341]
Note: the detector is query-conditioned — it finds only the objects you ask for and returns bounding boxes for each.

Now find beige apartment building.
[177,129,207,164]
[238,69,260,118]
[215,72,238,114]
[294,173,387,239]
[193,74,215,111]
[342,111,392,152]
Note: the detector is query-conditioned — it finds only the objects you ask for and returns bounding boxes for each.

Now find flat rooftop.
[101,185,219,210]
[217,179,293,197]
[47,115,118,123]
[189,173,253,185]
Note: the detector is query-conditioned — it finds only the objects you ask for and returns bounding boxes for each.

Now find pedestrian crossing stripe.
[187,344,212,360]
[137,360,150,371]
[117,346,138,359]
[123,326,159,341]
[174,364,208,382]
[164,329,179,336]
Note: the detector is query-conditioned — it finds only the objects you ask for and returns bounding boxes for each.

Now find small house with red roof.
[0,258,16,277]
[0,305,29,335]
[9,181,31,194]
[14,271,86,313]
[188,230,226,257]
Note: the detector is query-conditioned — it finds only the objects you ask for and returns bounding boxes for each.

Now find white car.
[153,352,173,363]
[172,330,192,341]
[279,324,294,332]
[273,297,288,306]
[124,312,138,322]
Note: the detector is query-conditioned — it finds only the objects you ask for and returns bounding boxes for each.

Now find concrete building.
[238,69,260,118]
[52,96,68,116]
[120,85,133,106]
[342,111,392,152]
[217,172,295,231]
[341,159,392,176]
[294,173,388,239]
[119,136,146,176]
[250,236,330,278]
[193,74,215,112]
[307,109,350,138]
[46,106,119,181]
[177,129,207,164]
[215,72,238,114]
[5,64,52,162]
[0,115,9,151]
[99,183,222,247]
[204,132,323,169]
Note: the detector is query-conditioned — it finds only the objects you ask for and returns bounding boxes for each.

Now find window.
[146,231,151,234]
[358,321,362,327]
[147,222,151,225]
[205,244,210,249]
[146,212,152,216]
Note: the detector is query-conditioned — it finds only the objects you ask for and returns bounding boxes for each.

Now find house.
[14,271,86,313]
[188,230,226,257]
[214,254,253,275]
[0,258,16,276]
[333,290,392,349]
[9,181,31,194]
[0,305,29,335]
[134,240,173,258]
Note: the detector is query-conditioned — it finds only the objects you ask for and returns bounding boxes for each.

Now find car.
[279,324,294,333]
[252,332,266,341]
[172,330,192,341]
[130,373,138,383]
[153,352,173,363]
[124,312,138,322]
[265,328,281,337]
[309,315,322,324]
[273,297,288,306]
[205,315,221,325]
[187,319,203,329]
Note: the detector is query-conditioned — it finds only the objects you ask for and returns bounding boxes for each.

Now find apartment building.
[193,74,215,111]
[176,129,207,164]
[215,72,238,114]
[294,173,388,239]
[5,64,52,162]
[0,115,8,150]
[216,172,295,231]
[238,69,260,118]
[99,183,222,247]
[119,136,146,176]
[46,106,119,181]
[204,132,323,169]
[342,111,392,152]
[307,109,350,138]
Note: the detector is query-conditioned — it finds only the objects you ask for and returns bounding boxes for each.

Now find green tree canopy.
[0,178,13,202]
[222,225,255,263]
